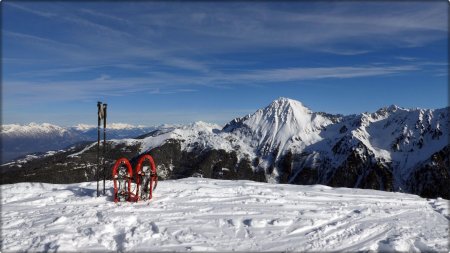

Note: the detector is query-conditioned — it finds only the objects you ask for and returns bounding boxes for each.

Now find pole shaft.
[97,102,101,197]
[103,104,107,195]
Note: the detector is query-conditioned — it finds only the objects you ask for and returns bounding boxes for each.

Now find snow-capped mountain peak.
[268,97,312,114]
[224,98,332,157]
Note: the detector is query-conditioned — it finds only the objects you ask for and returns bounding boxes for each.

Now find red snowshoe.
[112,154,158,203]
[135,154,158,201]
[112,158,133,203]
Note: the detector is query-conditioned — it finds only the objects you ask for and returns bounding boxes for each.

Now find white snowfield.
[2,178,448,252]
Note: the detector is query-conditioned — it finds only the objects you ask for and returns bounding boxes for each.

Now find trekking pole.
[97,101,102,197]
[103,103,107,195]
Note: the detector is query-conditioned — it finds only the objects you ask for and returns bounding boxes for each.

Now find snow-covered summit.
[224,97,332,157]
[373,104,405,118]
[270,97,312,114]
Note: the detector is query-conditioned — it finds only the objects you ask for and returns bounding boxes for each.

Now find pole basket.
[112,155,158,203]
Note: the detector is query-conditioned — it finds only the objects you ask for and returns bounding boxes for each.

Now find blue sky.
[2,1,448,126]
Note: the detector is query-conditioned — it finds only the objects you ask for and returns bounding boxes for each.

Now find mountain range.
[1,123,155,163]
[1,98,449,199]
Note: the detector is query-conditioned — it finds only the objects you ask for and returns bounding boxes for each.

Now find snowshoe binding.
[112,158,133,203]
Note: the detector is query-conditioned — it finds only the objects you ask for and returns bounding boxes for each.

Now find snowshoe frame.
[112,154,158,203]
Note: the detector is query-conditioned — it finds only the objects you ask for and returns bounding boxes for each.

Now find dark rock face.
[328,146,393,192]
[290,167,318,185]
[141,140,266,182]
[288,146,449,199]
[407,145,450,199]
[277,151,293,183]
[288,141,394,192]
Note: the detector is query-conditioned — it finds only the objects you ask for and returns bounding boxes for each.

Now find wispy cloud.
[4,31,82,51]
[79,8,131,24]
[125,2,447,53]
[148,88,197,95]
[5,3,210,74]
[320,48,371,56]
[395,56,418,61]
[7,2,56,18]
[230,65,420,83]
[3,74,196,106]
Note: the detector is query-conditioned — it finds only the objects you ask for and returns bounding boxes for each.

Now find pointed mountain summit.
[224,97,333,157]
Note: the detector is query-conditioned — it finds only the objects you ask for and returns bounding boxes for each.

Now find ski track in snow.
[1,178,449,252]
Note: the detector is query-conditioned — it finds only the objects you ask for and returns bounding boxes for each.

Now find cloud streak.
[3,63,421,106]
[230,65,420,83]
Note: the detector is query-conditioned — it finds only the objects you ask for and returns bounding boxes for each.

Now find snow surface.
[2,178,448,252]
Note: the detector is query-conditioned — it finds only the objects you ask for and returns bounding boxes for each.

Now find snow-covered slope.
[1,178,448,252]
[334,105,448,177]
[1,122,155,163]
